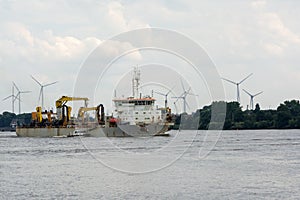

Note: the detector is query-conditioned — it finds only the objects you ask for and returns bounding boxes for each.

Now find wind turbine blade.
[31,75,42,86]
[242,89,252,96]
[154,91,165,96]
[174,98,180,104]
[253,91,263,97]
[20,91,31,94]
[186,87,199,96]
[13,82,20,92]
[179,91,186,98]
[166,85,176,96]
[186,87,191,93]
[239,73,253,84]
[12,82,14,95]
[14,96,22,102]
[172,97,180,104]
[44,81,58,87]
[186,104,190,111]
[180,78,186,92]
[14,95,20,101]
[3,95,13,101]
[38,88,43,102]
[187,92,198,96]
[186,101,191,110]
[166,89,172,96]
[221,77,237,85]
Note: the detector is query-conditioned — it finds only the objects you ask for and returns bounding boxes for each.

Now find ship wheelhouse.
[113,97,162,125]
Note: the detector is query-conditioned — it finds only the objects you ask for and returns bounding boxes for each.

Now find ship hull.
[16,127,75,137]
[16,124,171,137]
[84,124,170,137]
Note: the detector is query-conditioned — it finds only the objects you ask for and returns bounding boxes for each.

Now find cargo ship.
[80,67,173,137]
[16,67,173,137]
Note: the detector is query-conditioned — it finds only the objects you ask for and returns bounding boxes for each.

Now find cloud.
[253,11,300,57]
[262,43,283,56]
[0,22,102,63]
[251,0,266,9]
[102,40,142,61]
[261,12,300,45]
[105,1,150,32]
[250,1,300,55]
[1,0,300,113]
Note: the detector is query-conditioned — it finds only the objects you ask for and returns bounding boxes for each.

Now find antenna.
[13,82,31,114]
[132,66,140,98]
[31,75,58,109]
[221,73,253,103]
[243,89,263,110]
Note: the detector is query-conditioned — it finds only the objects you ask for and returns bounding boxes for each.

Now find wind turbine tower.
[243,89,263,110]
[222,73,253,103]
[154,87,173,108]
[172,80,197,114]
[13,82,31,114]
[31,75,58,109]
[2,82,17,113]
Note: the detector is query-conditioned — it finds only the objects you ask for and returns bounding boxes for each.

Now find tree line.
[1,99,300,130]
[172,99,300,130]
[0,112,31,128]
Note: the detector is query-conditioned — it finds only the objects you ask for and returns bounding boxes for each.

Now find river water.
[0,130,299,199]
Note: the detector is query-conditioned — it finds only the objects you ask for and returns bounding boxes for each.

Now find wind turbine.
[172,79,197,114]
[2,82,17,113]
[222,73,253,103]
[13,82,31,114]
[31,75,58,109]
[243,89,263,110]
[154,87,174,108]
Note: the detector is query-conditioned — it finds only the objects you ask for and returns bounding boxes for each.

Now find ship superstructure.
[113,67,164,126]
[113,97,162,125]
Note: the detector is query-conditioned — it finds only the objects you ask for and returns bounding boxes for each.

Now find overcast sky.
[1,0,300,114]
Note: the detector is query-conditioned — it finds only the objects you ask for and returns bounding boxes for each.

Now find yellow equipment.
[77,104,105,125]
[78,106,98,118]
[55,96,89,126]
[36,106,42,123]
[56,96,89,108]
[31,107,54,125]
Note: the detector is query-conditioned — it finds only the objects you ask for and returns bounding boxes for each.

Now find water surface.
[0,130,299,199]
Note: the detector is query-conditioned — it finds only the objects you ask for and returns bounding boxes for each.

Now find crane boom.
[78,104,105,125]
[78,106,98,118]
[55,96,89,126]
[56,96,89,108]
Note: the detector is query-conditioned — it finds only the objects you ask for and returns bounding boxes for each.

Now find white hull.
[16,127,75,137]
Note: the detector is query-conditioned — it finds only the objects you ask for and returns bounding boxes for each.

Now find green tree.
[276,100,300,128]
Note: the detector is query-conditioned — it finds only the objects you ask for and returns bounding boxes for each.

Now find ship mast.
[132,66,140,99]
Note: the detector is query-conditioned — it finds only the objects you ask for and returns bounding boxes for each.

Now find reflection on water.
[0,130,299,199]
